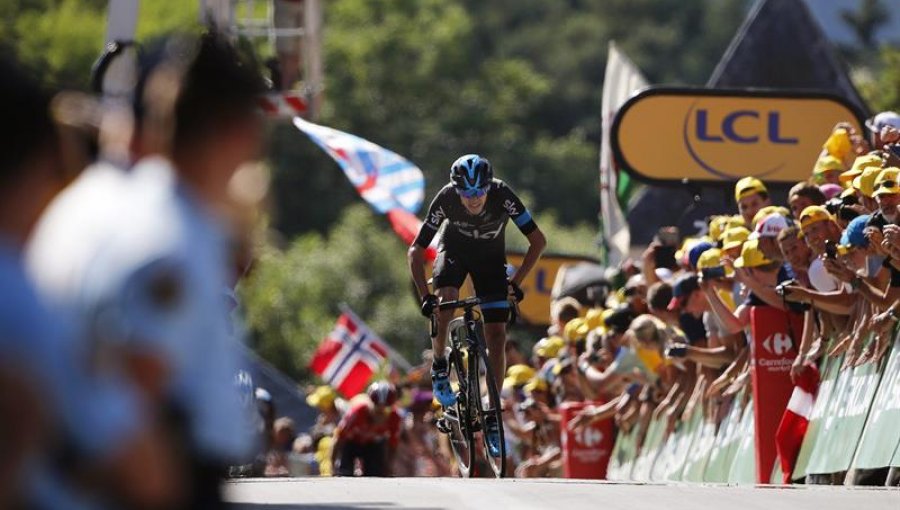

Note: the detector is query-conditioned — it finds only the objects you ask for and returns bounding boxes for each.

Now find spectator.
[332,382,401,477]
[734,177,772,226]
[787,182,826,220]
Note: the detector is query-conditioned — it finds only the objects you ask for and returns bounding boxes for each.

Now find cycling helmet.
[366,381,398,406]
[450,154,493,194]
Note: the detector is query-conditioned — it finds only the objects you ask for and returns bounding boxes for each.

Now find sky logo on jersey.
[294,117,425,214]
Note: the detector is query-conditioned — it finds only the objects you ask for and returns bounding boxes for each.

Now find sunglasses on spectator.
[456,186,489,199]
[877,180,898,190]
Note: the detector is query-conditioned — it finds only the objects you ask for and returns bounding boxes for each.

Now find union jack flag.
[309,310,390,397]
[293,117,425,214]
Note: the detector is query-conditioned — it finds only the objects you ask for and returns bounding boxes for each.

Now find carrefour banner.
[611,88,865,185]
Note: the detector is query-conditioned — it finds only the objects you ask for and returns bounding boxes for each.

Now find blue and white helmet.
[450,154,493,192]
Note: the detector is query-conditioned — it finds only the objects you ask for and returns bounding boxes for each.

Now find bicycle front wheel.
[471,341,507,478]
[445,345,475,477]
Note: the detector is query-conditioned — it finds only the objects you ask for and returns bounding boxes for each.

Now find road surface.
[224,477,899,510]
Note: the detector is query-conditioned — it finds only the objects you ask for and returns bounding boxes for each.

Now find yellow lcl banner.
[611,88,865,184]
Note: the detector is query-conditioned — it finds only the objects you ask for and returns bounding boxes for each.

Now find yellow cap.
[823,128,852,161]
[853,166,883,198]
[708,215,729,242]
[306,385,337,410]
[533,335,565,358]
[841,153,884,187]
[733,238,772,268]
[798,205,833,230]
[524,377,548,394]
[721,226,751,251]
[726,215,747,231]
[734,176,768,202]
[563,317,589,343]
[503,364,536,389]
[584,307,605,331]
[696,247,723,270]
[813,155,845,175]
[872,167,900,198]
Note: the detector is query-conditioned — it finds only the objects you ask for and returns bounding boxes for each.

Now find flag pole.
[338,303,413,372]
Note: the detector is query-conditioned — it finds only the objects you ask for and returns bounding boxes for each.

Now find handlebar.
[429,294,521,338]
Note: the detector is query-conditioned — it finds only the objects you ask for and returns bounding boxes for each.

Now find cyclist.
[331,381,401,477]
[408,154,546,457]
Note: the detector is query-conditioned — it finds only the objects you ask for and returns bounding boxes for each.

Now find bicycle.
[430,295,516,478]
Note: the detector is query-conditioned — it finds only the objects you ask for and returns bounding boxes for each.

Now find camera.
[701,266,727,280]
[824,239,838,260]
[775,279,811,312]
[825,196,861,222]
[653,226,680,270]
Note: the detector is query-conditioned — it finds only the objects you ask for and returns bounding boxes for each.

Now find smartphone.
[656,227,680,247]
[824,239,837,260]
[701,266,727,280]
[665,345,688,358]
[654,244,677,269]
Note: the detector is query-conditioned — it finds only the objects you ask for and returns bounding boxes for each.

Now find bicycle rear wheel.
[444,342,475,477]
[471,339,507,478]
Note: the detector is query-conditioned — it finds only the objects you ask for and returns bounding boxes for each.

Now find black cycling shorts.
[432,248,509,323]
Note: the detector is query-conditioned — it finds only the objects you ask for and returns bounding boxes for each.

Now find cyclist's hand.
[508,281,524,302]
[420,294,438,317]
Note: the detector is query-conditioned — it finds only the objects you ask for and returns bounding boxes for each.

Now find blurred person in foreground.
[27,31,266,509]
[0,51,187,509]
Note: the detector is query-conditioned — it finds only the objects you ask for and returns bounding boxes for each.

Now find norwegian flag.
[775,361,820,483]
[309,311,390,397]
[293,117,425,214]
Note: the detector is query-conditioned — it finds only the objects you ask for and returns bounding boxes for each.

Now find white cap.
[754,213,790,239]
[866,111,900,133]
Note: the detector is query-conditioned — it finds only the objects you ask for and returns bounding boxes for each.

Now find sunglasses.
[456,186,489,199]
[877,180,898,190]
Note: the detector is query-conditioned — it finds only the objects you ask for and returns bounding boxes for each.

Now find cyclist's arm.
[408,244,430,299]
[510,226,547,287]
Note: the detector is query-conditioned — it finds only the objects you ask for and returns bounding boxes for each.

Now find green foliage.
[856,46,900,113]
[239,204,424,382]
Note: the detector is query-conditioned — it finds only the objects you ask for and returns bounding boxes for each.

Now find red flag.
[775,362,820,483]
[309,312,390,397]
[387,208,436,261]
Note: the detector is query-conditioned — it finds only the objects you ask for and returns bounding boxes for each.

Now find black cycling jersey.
[413,179,537,252]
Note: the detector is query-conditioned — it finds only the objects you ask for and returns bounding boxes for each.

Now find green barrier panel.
[806,353,850,474]
[650,428,675,481]
[854,332,900,470]
[682,403,716,482]
[632,415,666,481]
[665,406,703,482]
[608,424,639,481]
[728,396,757,484]
[771,455,784,484]
[792,351,843,480]
[804,348,884,476]
[704,393,746,483]
[654,402,702,481]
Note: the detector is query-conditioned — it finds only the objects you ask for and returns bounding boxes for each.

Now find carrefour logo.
[574,427,604,447]
[762,332,793,356]
[611,88,864,184]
